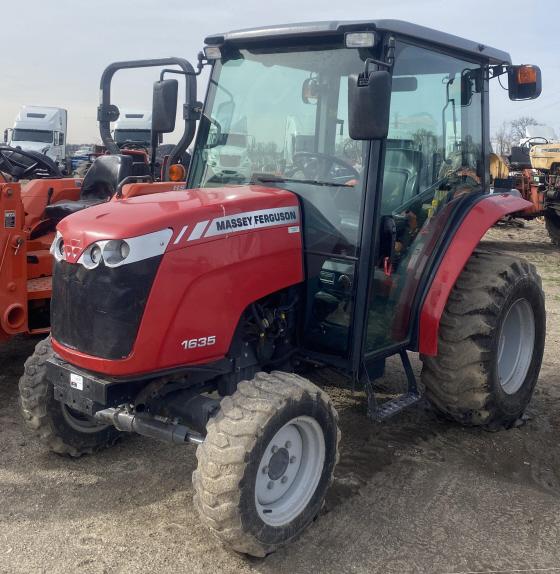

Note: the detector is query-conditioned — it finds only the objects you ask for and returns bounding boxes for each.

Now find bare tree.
[493,121,512,155]
[509,116,540,142]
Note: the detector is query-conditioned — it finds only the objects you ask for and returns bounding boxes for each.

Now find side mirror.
[302,77,321,104]
[152,79,178,133]
[348,70,391,140]
[461,75,473,107]
[461,69,483,107]
[508,65,542,101]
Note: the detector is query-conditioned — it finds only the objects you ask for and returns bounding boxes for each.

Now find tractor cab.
[189,22,541,373]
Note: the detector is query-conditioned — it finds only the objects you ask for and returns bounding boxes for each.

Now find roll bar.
[97,58,198,177]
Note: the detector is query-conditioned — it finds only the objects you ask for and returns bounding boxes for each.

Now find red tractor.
[0,58,193,343]
[21,21,545,556]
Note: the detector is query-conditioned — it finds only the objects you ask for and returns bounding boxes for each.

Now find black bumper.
[47,356,136,416]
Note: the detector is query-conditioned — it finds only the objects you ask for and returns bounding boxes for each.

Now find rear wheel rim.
[61,404,107,433]
[255,416,325,527]
[497,298,535,395]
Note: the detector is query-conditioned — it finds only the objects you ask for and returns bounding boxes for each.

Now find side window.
[381,43,483,216]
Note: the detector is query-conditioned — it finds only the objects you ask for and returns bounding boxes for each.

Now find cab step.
[370,392,421,421]
[363,349,422,421]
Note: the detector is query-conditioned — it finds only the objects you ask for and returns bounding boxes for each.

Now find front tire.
[421,250,545,428]
[19,337,120,457]
[193,371,340,557]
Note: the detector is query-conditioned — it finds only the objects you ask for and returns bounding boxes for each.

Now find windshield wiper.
[251,175,354,188]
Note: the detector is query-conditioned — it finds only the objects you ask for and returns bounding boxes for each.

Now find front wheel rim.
[255,416,326,527]
[497,298,535,395]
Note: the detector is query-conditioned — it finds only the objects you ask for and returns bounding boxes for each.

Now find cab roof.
[205,19,511,65]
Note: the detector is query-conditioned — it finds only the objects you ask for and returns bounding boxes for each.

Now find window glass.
[114,130,151,145]
[12,129,53,143]
[366,42,484,352]
[189,46,368,257]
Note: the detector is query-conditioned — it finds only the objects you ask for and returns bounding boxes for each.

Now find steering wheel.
[0,146,62,180]
[288,152,359,183]
[521,136,549,150]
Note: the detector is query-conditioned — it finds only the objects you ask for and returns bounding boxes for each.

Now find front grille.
[51,256,162,360]
[219,154,242,168]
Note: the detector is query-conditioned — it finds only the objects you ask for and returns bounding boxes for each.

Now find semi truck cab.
[6,106,67,166]
[112,111,152,148]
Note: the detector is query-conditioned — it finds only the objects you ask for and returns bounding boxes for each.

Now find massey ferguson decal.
[175,206,300,243]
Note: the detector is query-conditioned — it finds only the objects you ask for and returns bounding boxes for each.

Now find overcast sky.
[1,0,558,143]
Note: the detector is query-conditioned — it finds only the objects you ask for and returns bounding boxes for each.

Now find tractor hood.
[56,185,300,264]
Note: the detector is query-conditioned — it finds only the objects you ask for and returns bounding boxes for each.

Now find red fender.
[418,193,531,356]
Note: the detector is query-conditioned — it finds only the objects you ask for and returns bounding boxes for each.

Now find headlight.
[102,239,130,266]
[81,244,103,269]
[50,232,64,262]
[76,229,173,270]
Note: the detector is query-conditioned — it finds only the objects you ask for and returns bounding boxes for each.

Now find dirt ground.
[1,220,559,574]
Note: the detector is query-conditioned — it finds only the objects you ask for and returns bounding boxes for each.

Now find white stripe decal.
[188,220,210,241]
[173,225,188,244]
[204,206,300,238]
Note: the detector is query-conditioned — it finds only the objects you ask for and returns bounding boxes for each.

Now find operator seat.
[45,154,134,221]
[381,146,423,213]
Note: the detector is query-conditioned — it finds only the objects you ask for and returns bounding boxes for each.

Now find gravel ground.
[1,220,559,574]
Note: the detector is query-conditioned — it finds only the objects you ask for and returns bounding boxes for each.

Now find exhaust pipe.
[95,407,204,445]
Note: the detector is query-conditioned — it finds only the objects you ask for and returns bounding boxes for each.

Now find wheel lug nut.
[262,466,268,474]
[281,476,288,484]
[285,441,291,449]
[267,481,274,489]
[290,456,296,464]
[271,445,278,454]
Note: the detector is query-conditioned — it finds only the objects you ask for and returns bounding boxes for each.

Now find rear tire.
[545,210,560,246]
[421,250,545,428]
[19,337,120,457]
[193,371,340,557]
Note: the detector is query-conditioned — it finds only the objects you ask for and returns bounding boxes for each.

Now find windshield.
[190,44,370,256]
[114,129,151,144]
[12,129,53,143]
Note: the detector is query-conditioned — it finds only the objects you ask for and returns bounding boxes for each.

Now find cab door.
[358,41,486,363]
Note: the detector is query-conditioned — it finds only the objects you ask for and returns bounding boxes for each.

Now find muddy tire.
[545,210,560,246]
[19,337,120,457]
[421,250,545,429]
[193,371,340,557]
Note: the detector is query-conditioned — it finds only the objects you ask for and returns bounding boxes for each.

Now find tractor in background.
[495,129,560,244]
[0,58,193,343]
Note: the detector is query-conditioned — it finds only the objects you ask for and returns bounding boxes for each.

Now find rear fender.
[418,193,531,356]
